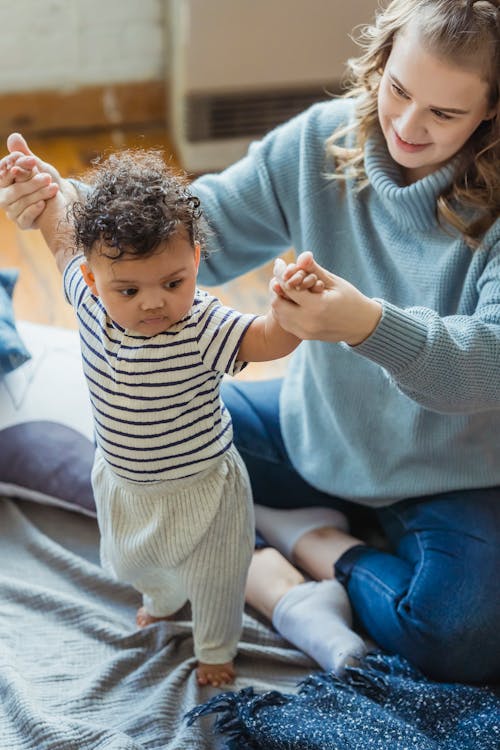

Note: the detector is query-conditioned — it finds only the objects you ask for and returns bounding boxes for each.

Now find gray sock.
[272,579,367,675]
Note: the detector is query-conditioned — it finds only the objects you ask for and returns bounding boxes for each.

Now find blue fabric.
[222,378,500,684]
[222,379,347,509]
[186,653,500,750]
[0,269,30,375]
[194,98,500,504]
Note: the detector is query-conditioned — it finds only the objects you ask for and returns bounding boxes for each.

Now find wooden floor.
[0,128,291,380]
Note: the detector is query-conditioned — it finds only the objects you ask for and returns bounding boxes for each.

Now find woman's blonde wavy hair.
[327,0,500,247]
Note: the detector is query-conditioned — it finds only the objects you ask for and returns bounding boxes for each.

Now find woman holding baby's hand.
[271,251,383,345]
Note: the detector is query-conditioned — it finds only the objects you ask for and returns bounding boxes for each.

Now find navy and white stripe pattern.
[63,256,256,482]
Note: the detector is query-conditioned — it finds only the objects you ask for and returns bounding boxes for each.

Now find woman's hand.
[271,251,382,346]
[0,133,76,230]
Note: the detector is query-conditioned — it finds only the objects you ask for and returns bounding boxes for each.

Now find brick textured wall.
[0,0,166,93]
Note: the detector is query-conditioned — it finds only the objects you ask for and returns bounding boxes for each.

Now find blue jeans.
[222,378,500,683]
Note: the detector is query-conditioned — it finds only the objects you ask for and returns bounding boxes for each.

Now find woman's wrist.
[348,298,382,346]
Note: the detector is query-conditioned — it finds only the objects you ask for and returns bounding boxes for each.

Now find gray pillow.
[0,321,96,517]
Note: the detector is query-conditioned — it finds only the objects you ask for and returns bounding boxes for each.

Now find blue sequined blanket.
[187,653,500,750]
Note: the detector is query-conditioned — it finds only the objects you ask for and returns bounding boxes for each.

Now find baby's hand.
[272,255,324,299]
[0,152,38,186]
[11,159,37,182]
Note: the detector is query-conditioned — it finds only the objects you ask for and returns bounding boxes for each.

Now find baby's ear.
[80,263,98,296]
[194,242,201,272]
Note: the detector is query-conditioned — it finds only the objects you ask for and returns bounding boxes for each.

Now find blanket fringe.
[298,652,421,701]
[185,687,290,750]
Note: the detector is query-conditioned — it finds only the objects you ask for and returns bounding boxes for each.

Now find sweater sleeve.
[354,241,500,414]
[194,101,353,286]
[194,135,294,285]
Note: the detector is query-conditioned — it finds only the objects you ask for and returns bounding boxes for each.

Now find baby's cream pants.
[91,444,254,664]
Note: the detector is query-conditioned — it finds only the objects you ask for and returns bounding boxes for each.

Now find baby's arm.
[36,190,75,274]
[235,258,302,361]
[237,254,328,361]
[237,308,300,362]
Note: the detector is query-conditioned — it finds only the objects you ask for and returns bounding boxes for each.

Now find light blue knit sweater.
[194,98,500,505]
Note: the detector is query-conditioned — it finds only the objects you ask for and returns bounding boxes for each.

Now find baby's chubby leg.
[135,558,240,686]
[137,592,237,685]
[182,534,251,687]
[178,455,255,688]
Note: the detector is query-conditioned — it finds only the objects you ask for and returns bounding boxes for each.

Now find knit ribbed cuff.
[352,300,428,374]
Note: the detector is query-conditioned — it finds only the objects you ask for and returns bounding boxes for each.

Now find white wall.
[0,0,166,94]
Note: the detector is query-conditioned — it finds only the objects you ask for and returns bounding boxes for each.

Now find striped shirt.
[63,256,256,482]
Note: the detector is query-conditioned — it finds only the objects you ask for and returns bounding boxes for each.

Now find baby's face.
[82,233,201,336]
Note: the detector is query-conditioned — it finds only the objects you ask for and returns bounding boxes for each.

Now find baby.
[3,147,317,687]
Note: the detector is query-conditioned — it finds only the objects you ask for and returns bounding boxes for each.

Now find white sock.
[254,505,349,561]
[272,579,367,675]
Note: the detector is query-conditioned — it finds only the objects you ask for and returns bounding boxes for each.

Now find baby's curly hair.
[71,149,206,259]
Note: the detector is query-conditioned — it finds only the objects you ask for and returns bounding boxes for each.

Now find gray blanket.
[0,499,312,750]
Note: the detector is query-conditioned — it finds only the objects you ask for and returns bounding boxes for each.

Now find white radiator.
[167,0,377,173]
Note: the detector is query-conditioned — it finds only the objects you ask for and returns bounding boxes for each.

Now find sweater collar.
[364,130,458,232]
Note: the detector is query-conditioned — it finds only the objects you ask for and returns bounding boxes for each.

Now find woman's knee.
[394,594,500,683]
[342,545,500,683]
[373,491,500,683]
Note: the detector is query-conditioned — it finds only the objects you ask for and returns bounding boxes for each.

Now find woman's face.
[377,23,494,183]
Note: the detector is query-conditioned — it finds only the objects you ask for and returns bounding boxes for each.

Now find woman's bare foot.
[196,660,235,687]
[136,606,175,628]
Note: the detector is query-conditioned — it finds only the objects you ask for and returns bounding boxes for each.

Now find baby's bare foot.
[136,606,174,628]
[196,660,235,687]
